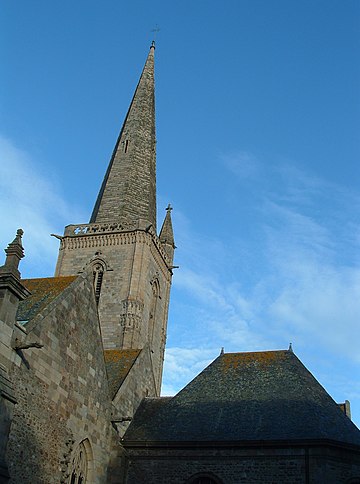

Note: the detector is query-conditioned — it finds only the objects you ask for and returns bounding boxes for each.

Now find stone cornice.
[122,438,360,453]
[60,224,172,279]
[0,273,31,300]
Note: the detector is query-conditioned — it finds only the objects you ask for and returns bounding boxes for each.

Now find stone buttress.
[54,44,175,397]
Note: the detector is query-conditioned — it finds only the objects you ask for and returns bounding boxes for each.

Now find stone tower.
[55,43,175,396]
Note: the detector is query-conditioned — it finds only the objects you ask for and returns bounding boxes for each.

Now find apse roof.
[16,276,77,323]
[124,350,360,445]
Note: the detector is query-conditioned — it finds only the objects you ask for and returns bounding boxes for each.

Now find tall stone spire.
[90,43,157,229]
[55,44,175,398]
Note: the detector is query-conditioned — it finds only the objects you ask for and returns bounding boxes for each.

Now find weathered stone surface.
[90,45,157,231]
[7,274,116,483]
[124,444,360,484]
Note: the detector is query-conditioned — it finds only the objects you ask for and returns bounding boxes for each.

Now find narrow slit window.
[93,263,104,305]
[149,279,160,344]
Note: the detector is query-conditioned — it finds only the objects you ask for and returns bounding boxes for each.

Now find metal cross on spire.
[151,25,160,45]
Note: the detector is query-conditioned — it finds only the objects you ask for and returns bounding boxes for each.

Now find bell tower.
[55,43,175,395]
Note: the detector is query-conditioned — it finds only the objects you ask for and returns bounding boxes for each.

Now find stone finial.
[288,342,293,352]
[220,347,225,356]
[0,229,25,278]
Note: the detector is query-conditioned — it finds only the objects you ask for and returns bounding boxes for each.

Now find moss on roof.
[104,349,141,399]
[124,350,360,445]
[17,276,77,323]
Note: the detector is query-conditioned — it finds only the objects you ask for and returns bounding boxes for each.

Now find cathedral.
[1,44,360,484]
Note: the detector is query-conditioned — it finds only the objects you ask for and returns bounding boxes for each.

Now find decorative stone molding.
[119,299,144,331]
[62,223,172,266]
[64,222,134,236]
[80,252,113,273]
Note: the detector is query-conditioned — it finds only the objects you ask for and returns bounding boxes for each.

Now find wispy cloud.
[0,135,85,277]
[162,347,217,395]
[162,151,360,409]
[221,151,261,179]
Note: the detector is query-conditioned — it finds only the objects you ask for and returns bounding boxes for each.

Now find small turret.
[159,204,176,266]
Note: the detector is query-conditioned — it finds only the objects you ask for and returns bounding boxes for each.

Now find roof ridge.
[223,349,289,355]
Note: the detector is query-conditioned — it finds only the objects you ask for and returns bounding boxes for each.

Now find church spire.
[90,43,157,229]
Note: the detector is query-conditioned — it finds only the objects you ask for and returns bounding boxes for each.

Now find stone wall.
[6,274,117,483]
[113,347,158,436]
[124,444,360,484]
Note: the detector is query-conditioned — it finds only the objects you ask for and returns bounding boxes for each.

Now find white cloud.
[0,135,84,277]
[221,151,260,179]
[162,347,218,396]
[268,254,360,361]
[166,152,360,374]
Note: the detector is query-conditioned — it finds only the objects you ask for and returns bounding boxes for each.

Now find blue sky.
[1,1,360,425]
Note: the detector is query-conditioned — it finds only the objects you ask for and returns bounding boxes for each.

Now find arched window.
[148,278,160,343]
[93,262,104,305]
[187,473,223,484]
[69,441,88,484]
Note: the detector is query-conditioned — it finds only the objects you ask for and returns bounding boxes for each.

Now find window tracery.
[69,441,88,484]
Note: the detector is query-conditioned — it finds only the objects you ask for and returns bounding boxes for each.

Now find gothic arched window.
[69,440,88,484]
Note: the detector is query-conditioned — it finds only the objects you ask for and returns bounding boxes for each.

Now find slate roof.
[104,349,141,399]
[17,276,77,323]
[124,350,360,445]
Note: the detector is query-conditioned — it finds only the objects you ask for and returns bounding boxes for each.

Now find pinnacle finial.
[166,204,173,212]
[288,342,293,352]
[220,347,224,356]
[0,229,25,278]
[13,229,24,244]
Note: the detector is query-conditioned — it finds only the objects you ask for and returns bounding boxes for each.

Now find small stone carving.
[12,339,43,351]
